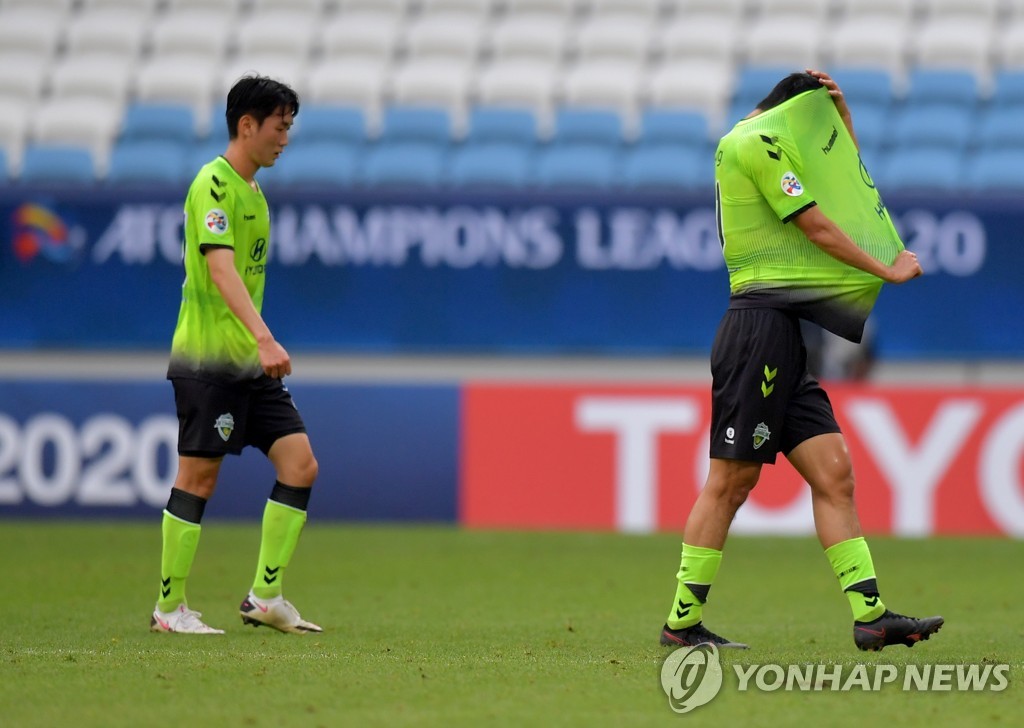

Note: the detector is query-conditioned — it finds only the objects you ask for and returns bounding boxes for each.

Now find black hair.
[755,72,822,112]
[225,74,300,139]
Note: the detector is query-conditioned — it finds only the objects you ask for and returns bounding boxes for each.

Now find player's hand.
[806,69,851,122]
[886,250,923,284]
[258,337,292,379]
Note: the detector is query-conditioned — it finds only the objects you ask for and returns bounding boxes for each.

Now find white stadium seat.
[660,13,742,64]
[165,0,244,12]
[667,0,746,21]
[574,15,654,64]
[391,58,475,114]
[320,12,402,62]
[833,0,916,23]
[0,8,65,57]
[921,0,1000,22]
[0,0,74,11]
[64,9,150,59]
[476,58,560,114]
[751,0,830,21]
[743,16,823,69]
[504,0,580,21]
[419,0,494,21]
[0,54,49,104]
[588,0,662,21]
[995,21,1024,68]
[405,14,485,62]
[306,57,390,112]
[561,59,644,115]
[0,98,33,168]
[912,18,994,76]
[150,10,234,62]
[648,59,734,123]
[49,55,135,105]
[489,14,570,63]
[135,56,221,125]
[235,11,319,59]
[250,0,329,13]
[30,97,123,161]
[827,17,911,75]
[219,55,309,98]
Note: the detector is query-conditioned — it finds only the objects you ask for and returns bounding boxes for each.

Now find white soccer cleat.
[150,604,225,635]
[240,591,322,634]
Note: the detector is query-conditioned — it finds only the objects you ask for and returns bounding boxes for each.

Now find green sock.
[157,511,202,613]
[825,537,886,622]
[666,543,722,630]
[252,499,307,599]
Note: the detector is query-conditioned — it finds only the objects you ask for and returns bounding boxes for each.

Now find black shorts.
[172,375,307,457]
[709,308,840,464]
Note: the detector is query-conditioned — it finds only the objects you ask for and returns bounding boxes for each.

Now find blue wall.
[1,187,1018,358]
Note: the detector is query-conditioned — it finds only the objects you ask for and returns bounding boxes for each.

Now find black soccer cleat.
[660,622,749,649]
[854,609,944,651]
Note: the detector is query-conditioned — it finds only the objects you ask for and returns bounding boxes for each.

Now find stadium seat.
[319,11,403,62]
[922,0,1000,22]
[379,106,452,144]
[890,106,975,151]
[976,109,1024,150]
[166,0,243,9]
[637,109,709,149]
[826,67,895,111]
[911,18,992,76]
[464,107,537,145]
[995,24,1024,76]
[476,59,560,115]
[82,0,161,9]
[903,69,979,107]
[235,11,319,59]
[0,7,65,57]
[0,53,49,104]
[659,14,741,65]
[49,55,135,104]
[0,148,8,181]
[64,8,149,59]
[964,149,1024,190]
[504,0,578,21]
[489,14,569,64]
[20,145,96,184]
[135,56,220,125]
[753,0,831,18]
[3,0,74,10]
[251,0,329,12]
[0,99,32,166]
[672,0,746,21]
[391,59,475,113]
[827,17,909,74]
[360,142,446,187]
[447,143,533,187]
[307,58,389,113]
[743,17,824,69]
[990,70,1024,109]
[420,0,494,20]
[552,108,623,146]
[648,60,734,125]
[562,60,644,115]
[275,142,359,187]
[106,141,189,185]
[337,0,408,18]
[188,140,227,174]
[218,56,309,99]
[621,146,707,191]
[30,98,122,163]
[120,104,197,144]
[149,9,233,62]
[533,144,618,189]
[405,13,485,62]
[573,15,652,64]
[847,106,888,153]
[731,67,795,111]
[875,148,963,191]
[293,106,366,145]
[834,0,915,22]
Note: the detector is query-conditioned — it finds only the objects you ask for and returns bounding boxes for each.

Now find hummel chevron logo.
[864,595,879,607]
[263,565,280,585]
[761,365,777,398]
[760,134,783,161]
[161,577,171,599]
[210,189,226,202]
[212,174,226,188]
[676,600,694,619]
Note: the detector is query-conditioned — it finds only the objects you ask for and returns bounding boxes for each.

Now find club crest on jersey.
[752,422,771,450]
[781,172,803,197]
[214,413,235,442]
[205,209,229,234]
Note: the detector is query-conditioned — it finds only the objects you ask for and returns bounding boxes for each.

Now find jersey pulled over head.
[714,73,904,342]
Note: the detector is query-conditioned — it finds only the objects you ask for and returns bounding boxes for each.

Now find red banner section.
[460,384,1024,536]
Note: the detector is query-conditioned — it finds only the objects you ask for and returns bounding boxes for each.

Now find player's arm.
[792,206,922,284]
[806,69,859,151]
[205,248,292,378]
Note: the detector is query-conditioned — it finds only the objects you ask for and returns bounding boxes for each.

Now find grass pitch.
[1,523,1020,727]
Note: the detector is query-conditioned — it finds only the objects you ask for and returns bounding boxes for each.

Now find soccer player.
[150,75,321,635]
[660,70,943,651]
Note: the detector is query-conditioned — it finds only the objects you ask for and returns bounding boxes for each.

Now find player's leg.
[784,388,943,651]
[152,378,244,634]
[240,378,322,633]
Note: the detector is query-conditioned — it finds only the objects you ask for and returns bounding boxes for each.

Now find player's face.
[251,107,294,168]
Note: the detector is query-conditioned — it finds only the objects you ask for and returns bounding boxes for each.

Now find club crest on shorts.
[752,422,771,450]
[214,413,235,442]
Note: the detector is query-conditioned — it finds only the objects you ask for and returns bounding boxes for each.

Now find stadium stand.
[0,0,1018,190]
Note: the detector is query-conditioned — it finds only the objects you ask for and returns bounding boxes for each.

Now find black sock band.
[844,578,879,597]
[685,582,712,604]
[270,481,311,511]
[166,487,207,524]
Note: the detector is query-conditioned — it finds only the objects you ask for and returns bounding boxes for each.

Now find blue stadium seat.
[107,141,189,185]
[360,142,445,187]
[977,108,1024,150]
[447,143,532,188]
[379,106,451,144]
[20,146,95,184]
[828,67,895,111]
[552,108,623,146]
[874,148,963,191]
[732,66,793,109]
[890,106,974,150]
[0,148,7,182]
[533,144,617,189]
[849,106,888,153]
[638,109,708,149]
[276,142,358,186]
[990,70,1024,109]
[964,150,1024,191]
[904,69,979,108]
[293,105,366,145]
[120,103,196,144]
[188,140,227,175]
[465,107,537,146]
[621,146,707,191]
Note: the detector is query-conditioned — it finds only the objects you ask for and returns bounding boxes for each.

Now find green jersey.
[714,86,904,342]
[168,156,270,382]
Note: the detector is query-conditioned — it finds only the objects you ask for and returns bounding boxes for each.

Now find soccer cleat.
[660,622,749,649]
[240,592,322,634]
[854,609,944,651]
[150,604,225,635]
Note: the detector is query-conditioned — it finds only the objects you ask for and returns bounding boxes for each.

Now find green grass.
[1,523,1021,727]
